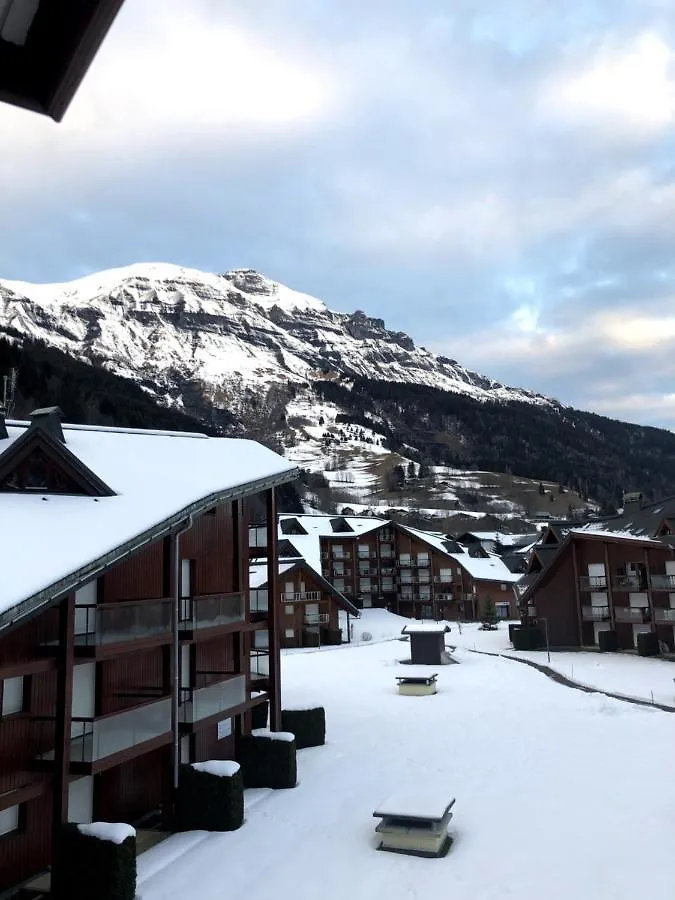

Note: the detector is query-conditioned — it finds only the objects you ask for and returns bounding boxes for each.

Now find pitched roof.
[276,514,389,577]
[577,498,675,540]
[0,421,298,629]
[248,559,360,616]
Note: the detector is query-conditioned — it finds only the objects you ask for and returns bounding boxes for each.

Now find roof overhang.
[0,0,125,121]
[0,465,300,634]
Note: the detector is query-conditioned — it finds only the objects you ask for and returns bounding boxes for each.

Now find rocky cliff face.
[0,262,548,432]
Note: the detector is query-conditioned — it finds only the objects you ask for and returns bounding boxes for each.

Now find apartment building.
[0,408,297,895]
[519,529,675,649]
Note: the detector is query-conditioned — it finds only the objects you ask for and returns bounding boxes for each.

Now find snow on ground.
[137,623,675,900]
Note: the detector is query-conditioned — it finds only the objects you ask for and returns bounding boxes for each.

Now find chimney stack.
[29,406,65,443]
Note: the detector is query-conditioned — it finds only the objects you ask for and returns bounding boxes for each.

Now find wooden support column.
[232,499,243,673]
[52,593,75,840]
[571,539,583,646]
[644,548,655,633]
[266,488,282,731]
[603,543,615,630]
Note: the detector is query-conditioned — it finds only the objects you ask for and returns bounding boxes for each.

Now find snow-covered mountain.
[0,262,548,427]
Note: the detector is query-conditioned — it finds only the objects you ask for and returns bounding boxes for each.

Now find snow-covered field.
[136,611,675,900]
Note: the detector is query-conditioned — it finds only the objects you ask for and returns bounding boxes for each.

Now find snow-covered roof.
[249,562,297,589]
[401,623,451,634]
[397,525,466,557]
[0,422,298,627]
[449,554,522,583]
[277,514,389,578]
[570,527,663,545]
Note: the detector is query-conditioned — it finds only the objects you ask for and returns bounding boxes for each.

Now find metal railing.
[69,697,172,763]
[653,607,675,623]
[358,568,377,577]
[581,605,610,621]
[378,532,394,542]
[359,584,374,593]
[579,575,608,591]
[651,574,675,591]
[331,551,351,560]
[280,591,320,602]
[357,550,377,559]
[612,575,647,592]
[398,557,413,568]
[183,593,244,631]
[436,593,454,602]
[380,566,395,575]
[179,676,246,724]
[332,567,348,576]
[415,558,431,568]
[304,613,329,626]
[614,606,651,623]
[433,576,454,585]
[74,598,173,646]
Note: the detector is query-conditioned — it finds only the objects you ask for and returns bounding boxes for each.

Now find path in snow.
[136,637,675,900]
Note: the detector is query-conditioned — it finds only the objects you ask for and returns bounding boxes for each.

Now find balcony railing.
[579,576,608,591]
[614,606,651,623]
[433,576,454,585]
[380,566,395,575]
[332,567,348,576]
[415,559,431,569]
[180,676,246,724]
[332,551,351,560]
[280,591,320,602]
[398,558,413,568]
[379,532,394,542]
[358,568,377,577]
[436,593,454,602]
[612,575,647,592]
[651,574,675,591]
[379,550,394,559]
[581,605,610,621]
[69,697,172,763]
[73,599,173,647]
[182,593,244,631]
[653,607,675,623]
[359,584,374,593]
[305,613,329,626]
[250,650,269,678]
[358,551,377,560]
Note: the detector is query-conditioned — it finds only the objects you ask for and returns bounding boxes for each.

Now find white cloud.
[540,32,675,138]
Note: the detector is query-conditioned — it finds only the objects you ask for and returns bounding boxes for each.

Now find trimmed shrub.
[281,706,326,749]
[598,629,618,652]
[52,823,136,900]
[512,626,545,651]
[302,629,321,648]
[637,631,659,657]
[508,623,520,644]
[174,762,244,832]
[321,626,343,645]
[237,730,297,789]
[251,698,269,730]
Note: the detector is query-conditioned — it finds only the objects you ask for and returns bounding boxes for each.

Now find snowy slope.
[0,263,550,421]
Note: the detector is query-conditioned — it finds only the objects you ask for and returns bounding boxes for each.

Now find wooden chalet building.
[0,407,298,895]
[273,515,522,623]
[248,556,359,650]
[519,529,675,650]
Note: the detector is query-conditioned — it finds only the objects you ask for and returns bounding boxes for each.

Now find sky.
[1,0,675,429]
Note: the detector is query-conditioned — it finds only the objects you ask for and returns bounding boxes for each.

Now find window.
[285,628,295,639]
[1,676,24,716]
[285,605,294,615]
[500,583,507,591]
[0,804,20,837]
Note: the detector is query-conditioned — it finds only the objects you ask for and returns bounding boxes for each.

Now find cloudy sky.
[1,0,675,429]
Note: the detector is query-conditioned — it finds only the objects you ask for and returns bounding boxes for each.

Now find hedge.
[237,730,297,789]
[637,631,659,657]
[281,706,326,749]
[174,762,244,832]
[598,629,618,652]
[302,629,321,648]
[321,627,343,645]
[51,823,136,900]
[511,626,544,651]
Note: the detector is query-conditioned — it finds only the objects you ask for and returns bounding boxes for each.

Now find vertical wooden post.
[266,488,281,730]
[571,538,583,646]
[52,593,75,839]
[644,547,655,634]
[603,543,615,630]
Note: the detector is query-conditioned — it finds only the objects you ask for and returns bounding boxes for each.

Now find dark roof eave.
[0,466,300,634]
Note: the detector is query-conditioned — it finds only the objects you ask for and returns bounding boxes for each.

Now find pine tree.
[480,595,499,630]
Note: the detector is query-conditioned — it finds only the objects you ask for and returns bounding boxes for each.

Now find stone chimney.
[29,406,65,443]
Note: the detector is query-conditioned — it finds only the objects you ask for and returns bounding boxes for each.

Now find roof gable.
[0,427,115,497]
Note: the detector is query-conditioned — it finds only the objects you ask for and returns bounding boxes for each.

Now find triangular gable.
[0,427,115,497]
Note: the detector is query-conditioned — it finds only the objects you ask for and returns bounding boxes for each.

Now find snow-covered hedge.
[52,822,136,900]
[237,730,297,789]
[174,761,244,833]
[281,706,326,749]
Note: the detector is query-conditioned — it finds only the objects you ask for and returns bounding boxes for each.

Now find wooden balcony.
[651,574,675,591]
[581,605,610,621]
[180,593,245,639]
[179,675,247,729]
[280,590,321,602]
[357,568,377,577]
[653,607,675,624]
[70,598,173,658]
[304,612,329,626]
[579,576,608,591]
[614,606,651,623]
[357,550,378,560]
[612,575,647,592]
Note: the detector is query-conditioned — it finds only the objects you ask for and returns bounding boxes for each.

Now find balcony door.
[74,580,97,640]
[285,581,294,601]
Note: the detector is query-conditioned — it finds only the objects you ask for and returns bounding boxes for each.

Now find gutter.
[0,467,300,635]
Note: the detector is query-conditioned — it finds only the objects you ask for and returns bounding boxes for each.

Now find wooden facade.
[520,533,675,649]
[0,492,285,895]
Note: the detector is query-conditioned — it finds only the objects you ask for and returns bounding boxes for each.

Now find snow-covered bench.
[396,673,438,695]
[373,789,455,857]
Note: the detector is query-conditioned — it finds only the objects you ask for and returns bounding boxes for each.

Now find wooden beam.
[52,594,75,839]
[571,539,583,646]
[266,488,282,730]
[603,543,615,630]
